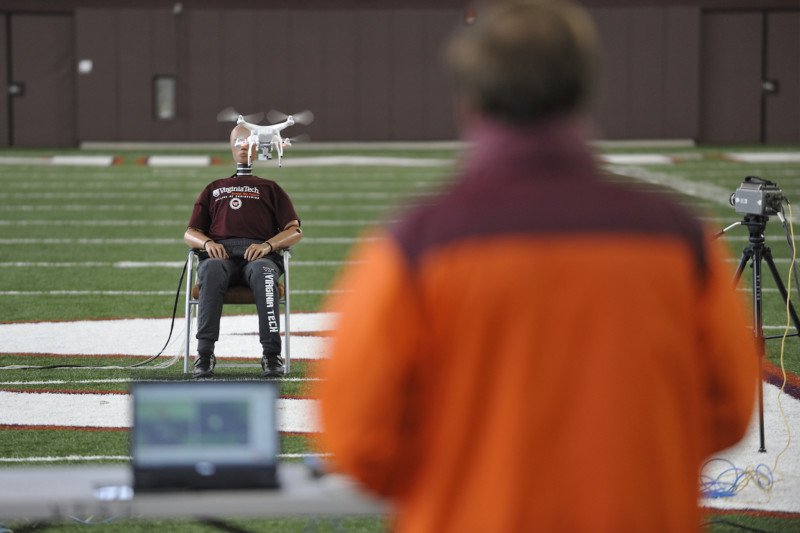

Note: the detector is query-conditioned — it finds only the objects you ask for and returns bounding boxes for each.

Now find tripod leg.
[762,248,800,333]
[750,246,767,453]
[733,249,753,284]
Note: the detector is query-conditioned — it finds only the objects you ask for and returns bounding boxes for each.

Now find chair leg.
[184,250,196,374]
[283,250,291,375]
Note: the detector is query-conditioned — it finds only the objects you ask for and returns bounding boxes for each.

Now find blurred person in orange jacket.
[316,1,758,531]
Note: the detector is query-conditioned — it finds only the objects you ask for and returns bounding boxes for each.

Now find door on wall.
[764,11,800,143]
[701,10,800,144]
[6,14,76,147]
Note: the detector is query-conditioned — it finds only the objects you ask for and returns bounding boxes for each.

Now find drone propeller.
[267,109,314,126]
[216,107,264,124]
[286,133,310,144]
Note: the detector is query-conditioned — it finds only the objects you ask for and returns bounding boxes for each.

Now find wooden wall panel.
[0,16,8,147]
[663,7,701,139]
[320,10,358,140]
[391,10,431,140]
[117,10,153,141]
[357,10,392,141]
[10,15,76,146]
[628,8,667,137]
[423,9,460,140]
[76,10,119,141]
[700,11,762,143]
[589,6,700,140]
[590,8,630,138]
[765,11,800,143]
[185,10,223,141]
[68,4,794,144]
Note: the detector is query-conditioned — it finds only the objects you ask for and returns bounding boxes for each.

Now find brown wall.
[0,1,798,145]
[74,7,459,142]
[0,16,8,147]
[700,9,800,143]
[73,4,710,143]
[590,6,701,140]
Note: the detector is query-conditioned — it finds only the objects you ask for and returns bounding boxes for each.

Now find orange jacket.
[317,118,757,532]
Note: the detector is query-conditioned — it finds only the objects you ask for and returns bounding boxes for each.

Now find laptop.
[131,381,280,491]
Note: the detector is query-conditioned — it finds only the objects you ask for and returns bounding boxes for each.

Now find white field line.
[0,155,116,167]
[4,235,794,245]
[5,179,441,190]
[1,305,799,513]
[0,453,330,463]
[0,203,396,212]
[606,165,733,206]
[0,384,798,514]
[0,237,374,245]
[0,391,319,433]
[0,257,794,269]
[0,219,382,227]
[0,456,131,463]
[724,152,800,163]
[0,313,335,358]
[0,191,432,200]
[0,260,356,268]
[0,290,177,296]
[601,154,675,165]
[0,289,342,296]
[266,155,453,167]
[146,155,212,166]
[0,378,321,385]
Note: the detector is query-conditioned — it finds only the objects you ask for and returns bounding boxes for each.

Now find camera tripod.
[728,213,800,453]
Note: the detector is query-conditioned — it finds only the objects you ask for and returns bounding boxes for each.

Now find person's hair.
[444,0,598,124]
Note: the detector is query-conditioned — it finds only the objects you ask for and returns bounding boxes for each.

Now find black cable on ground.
[0,259,188,371]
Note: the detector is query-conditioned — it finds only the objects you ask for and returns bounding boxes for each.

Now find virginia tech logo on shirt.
[213,185,260,198]
[229,197,243,210]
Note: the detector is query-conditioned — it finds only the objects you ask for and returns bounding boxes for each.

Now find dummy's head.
[444,0,598,125]
[230,124,255,165]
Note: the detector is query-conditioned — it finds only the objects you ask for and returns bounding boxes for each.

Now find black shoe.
[261,354,285,378]
[193,354,216,378]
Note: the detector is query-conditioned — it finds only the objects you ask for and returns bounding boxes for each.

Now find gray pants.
[196,238,282,356]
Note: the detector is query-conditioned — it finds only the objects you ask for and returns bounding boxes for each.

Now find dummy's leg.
[195,258,238,377]
[244,257,284,377]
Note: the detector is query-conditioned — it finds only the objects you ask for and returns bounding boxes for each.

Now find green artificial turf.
[1,144,799,531]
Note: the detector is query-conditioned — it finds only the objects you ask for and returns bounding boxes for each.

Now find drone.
[217,107,314,167]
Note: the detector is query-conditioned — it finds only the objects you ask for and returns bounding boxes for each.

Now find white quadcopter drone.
[217,107,314,167]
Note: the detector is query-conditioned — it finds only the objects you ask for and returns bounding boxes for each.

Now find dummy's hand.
[244,242,272,262]
[204,241,228,259]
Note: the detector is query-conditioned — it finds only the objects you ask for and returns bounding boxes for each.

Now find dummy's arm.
[184,227,228,259]
[244,220,303,261]
[185,222,303,261]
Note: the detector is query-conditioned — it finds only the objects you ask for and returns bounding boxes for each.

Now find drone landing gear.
[732,214,800,453]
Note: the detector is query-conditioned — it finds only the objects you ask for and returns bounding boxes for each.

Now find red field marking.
[0,388,129,395]
[702,507,800,520]
[2,352,306,362]
[763,359,800,400]
[0,424,128,432]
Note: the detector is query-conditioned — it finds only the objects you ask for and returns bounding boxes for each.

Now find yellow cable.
[772,202,794,481]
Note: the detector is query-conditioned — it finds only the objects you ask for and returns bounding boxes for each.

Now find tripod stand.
[729,213,800,453]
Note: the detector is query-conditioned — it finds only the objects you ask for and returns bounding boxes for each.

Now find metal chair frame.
[183,248,291,374]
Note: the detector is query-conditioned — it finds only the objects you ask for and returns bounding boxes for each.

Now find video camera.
[729,176,785,217]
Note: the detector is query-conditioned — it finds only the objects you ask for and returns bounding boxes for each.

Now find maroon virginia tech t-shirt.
[188,174,299,241]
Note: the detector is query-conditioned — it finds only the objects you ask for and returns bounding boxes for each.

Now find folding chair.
[183,249,292,375]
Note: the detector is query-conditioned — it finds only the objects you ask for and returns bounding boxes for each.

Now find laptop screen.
[131,381,279,490]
